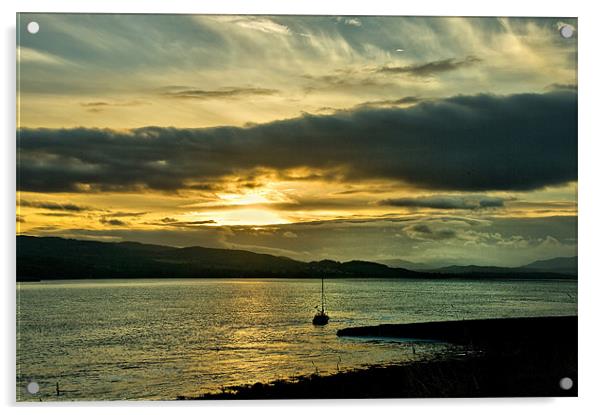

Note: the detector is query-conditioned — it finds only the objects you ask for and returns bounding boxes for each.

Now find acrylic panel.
[16,14,578,401]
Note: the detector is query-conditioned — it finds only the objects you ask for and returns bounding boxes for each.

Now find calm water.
[16,278,577,401]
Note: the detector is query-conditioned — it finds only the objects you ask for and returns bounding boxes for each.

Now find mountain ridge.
[376,256,577,276]
[16,235,576,281]
[428,256,577,276]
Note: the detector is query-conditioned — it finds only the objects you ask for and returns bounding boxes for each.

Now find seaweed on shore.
[179,347,575,400]
[179,316,577,400]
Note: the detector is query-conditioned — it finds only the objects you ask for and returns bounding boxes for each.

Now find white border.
[3,1,602,414]
[4,0,583,16]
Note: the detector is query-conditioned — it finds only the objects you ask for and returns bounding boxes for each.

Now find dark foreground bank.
[179,316,577,399]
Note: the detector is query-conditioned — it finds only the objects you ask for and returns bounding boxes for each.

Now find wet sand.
[180,316,577,399]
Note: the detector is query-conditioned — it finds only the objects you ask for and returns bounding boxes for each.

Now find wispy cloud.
[17,16,578,130]
[19,200,92,212]
[335,17,362,27]
[354,96,424,109]
[208,16,290,35]
[377,56,482,77]
[100,218,127,227]
[545,83,577,91]
[404,223,458,241]
[17,46,70,66]
[104,211,148,218]
[155,218,217,227]
[301,73,393,92]
[379,195,507,210]
[160,87,279,100]
[80,100,148,113]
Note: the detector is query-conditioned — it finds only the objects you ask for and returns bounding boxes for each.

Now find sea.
[16,278,577,400]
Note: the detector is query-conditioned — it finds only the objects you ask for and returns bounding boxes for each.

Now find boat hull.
[312,314,330,325]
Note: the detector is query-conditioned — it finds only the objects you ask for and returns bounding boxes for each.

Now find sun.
[187,208,289,227]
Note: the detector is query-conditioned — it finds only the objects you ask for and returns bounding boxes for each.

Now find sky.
[16,14,578,267]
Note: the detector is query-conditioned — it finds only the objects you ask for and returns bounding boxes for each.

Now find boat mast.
[321,275,325,313]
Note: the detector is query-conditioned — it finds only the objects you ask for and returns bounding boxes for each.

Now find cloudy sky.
[17,14,577,267]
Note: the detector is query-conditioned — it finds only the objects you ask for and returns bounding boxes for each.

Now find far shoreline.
[17,276,579,283]
[17,236,577,282]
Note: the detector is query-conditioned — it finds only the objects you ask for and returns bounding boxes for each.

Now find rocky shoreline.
[179,316,577,400]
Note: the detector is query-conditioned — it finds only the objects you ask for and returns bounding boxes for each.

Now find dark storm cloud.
[379,195,506,210]
[19,200,92,212]
[161,87,279,100]
[377,56,482,77]
[18,90,577,193]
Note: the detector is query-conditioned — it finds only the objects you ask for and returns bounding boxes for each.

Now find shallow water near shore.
[16,277,577,401]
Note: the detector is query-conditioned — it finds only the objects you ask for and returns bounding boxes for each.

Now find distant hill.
[432,265,518,275]
[429,256,577,278]
[16,236,420,281]
[522,256,577,275]
[374,259,433,271]
[16,236,577,281]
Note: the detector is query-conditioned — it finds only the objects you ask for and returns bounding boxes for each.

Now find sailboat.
[312,275,330,325]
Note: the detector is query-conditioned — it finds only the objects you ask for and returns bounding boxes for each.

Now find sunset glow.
[17,15,577,266]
